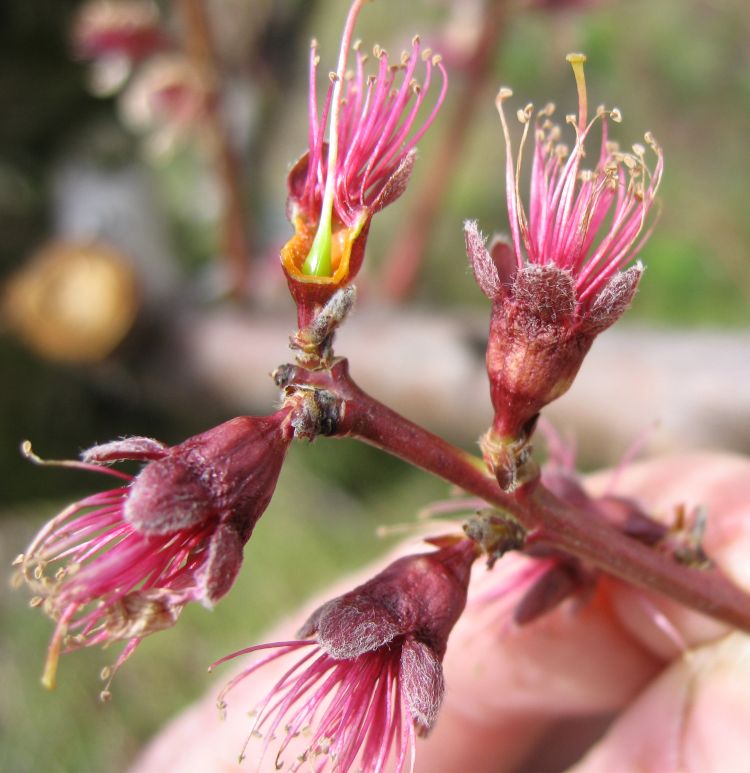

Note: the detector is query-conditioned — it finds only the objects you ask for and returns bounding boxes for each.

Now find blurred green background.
[2,0,749,771]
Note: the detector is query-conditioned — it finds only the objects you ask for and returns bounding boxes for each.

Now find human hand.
[131,452,750,773]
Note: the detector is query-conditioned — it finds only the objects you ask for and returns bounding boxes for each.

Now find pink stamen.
[301,10,446,229]
[216,640,418,773]
[497,57,663,310]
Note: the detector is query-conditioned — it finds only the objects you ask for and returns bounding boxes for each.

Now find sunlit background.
[2,1,749,770]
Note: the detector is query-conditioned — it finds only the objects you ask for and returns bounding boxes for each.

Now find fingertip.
[571,632,750,773]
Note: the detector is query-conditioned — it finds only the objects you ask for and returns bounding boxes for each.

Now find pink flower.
[466,53,664,490]
[120,54,209,156]
[72,0,166,63]
[72,0,167,96]
[214,540,478,772]
[281,0,447,324]
[15,412,294,692]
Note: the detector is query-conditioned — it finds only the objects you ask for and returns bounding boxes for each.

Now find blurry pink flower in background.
[72,0,167,95]
[120,54,209,156]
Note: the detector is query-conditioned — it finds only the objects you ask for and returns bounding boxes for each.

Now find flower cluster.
[13,2,683,772]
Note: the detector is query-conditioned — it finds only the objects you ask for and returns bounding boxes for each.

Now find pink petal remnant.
[495,53,663,309]
[214,541,478,773]
[15,412,295,692]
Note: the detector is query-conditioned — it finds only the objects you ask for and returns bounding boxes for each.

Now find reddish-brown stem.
[380,0,509,300]
[177,0,251,297]
[284,358,750,634]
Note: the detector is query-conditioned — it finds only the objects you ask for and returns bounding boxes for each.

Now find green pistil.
[302,208,334,277]
[301,0,368,277]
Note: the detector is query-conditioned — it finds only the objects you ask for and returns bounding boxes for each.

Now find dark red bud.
[484,261,643,444]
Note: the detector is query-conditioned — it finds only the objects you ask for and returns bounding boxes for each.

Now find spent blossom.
[467,53,663,490]
[14,411,295,692]
[214,540,478,772]
[281,0,447,323]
